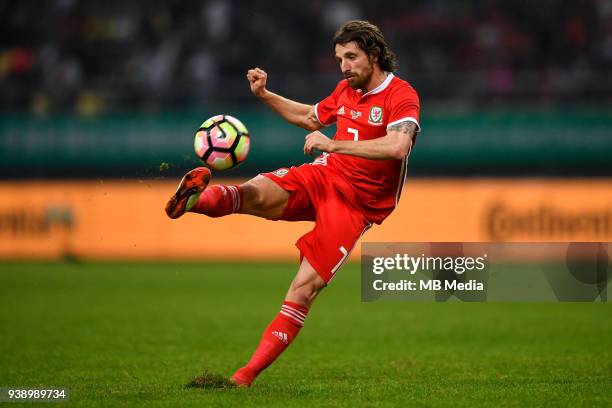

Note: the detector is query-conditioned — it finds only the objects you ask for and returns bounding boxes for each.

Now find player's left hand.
[304,131,334,156]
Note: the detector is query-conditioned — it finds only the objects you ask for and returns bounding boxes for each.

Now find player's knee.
[240,181,267,211]
[288,278,325,306]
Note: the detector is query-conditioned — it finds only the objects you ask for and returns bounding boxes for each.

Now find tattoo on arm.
[387,121,417,136]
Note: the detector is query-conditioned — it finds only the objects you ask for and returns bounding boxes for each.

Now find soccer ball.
[194,114,250,171]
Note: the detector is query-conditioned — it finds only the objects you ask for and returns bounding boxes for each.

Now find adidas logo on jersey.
[272,331,289,344]
[337,105,345,115]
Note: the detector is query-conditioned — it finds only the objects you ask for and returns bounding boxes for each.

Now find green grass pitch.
[0,262,610,407]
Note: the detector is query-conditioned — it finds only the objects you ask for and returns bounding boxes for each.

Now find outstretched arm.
[304,121,417,160]
[247,67,322,132]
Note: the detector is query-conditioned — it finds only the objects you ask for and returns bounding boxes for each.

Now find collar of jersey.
[358,72,394,98]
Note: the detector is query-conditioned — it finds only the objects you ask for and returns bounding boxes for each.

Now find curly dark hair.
[333,20,397,72]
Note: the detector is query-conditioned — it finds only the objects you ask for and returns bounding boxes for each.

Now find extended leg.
[191,174,290,218]
[165,168,290,220]
[230,257,326,387]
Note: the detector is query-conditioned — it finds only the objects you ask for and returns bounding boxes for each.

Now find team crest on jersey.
[273,168,289,177]
[350,109,362,120]
[368,106,384,125]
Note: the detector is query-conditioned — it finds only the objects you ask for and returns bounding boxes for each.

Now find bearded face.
[335,42,376,90]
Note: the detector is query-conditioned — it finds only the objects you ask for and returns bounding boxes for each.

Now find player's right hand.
[247,67,268,97]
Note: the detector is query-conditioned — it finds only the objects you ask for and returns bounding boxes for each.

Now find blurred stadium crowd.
[1,0,611,114]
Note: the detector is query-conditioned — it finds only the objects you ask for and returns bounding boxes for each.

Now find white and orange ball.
[194,115,250,171]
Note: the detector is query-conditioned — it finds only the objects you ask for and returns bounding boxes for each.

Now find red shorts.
[262,164,372,283]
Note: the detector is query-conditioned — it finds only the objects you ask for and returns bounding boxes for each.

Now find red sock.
[232,301,309,386]
[190,185,241,217]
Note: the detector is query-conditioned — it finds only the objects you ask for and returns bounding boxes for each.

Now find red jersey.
[313,73,421,224]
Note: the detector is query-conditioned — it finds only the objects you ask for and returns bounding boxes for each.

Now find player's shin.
[190,185,242,217]
[230,301,308,387]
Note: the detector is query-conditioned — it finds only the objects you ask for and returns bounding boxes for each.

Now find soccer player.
[165,20,420,387]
